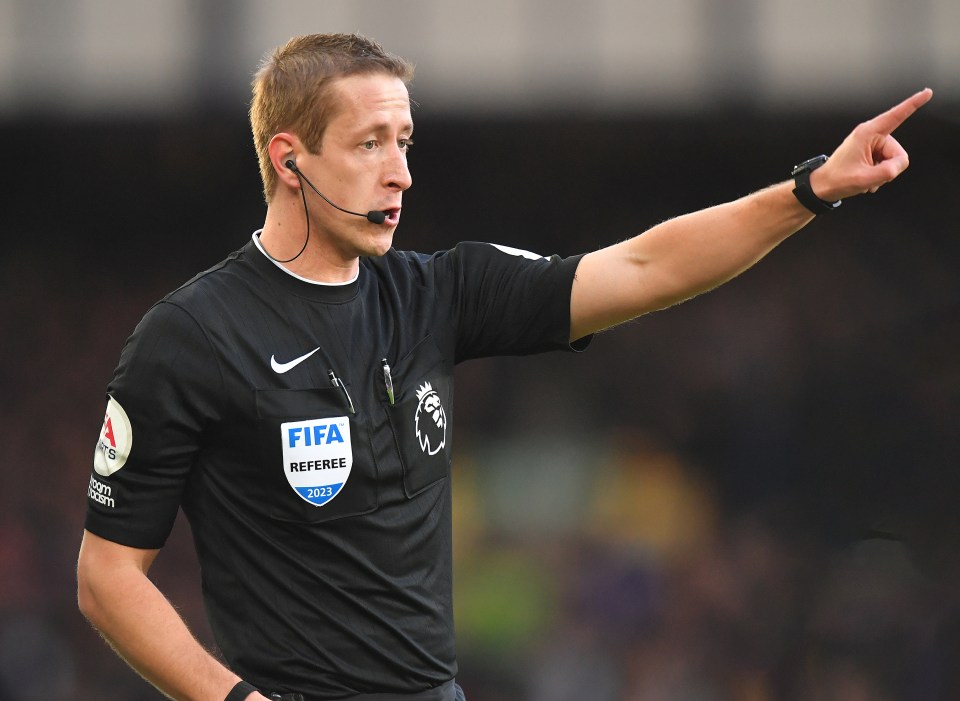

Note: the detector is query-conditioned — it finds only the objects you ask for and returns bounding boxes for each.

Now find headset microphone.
[284,160,387,225]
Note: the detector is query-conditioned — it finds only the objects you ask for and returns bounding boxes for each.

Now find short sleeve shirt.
[85,236,586,698]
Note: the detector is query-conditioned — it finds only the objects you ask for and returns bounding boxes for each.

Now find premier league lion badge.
[414,382,446,456]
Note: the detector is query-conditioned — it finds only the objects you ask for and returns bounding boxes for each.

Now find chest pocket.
[256,387,379,523]
[384,336,453,498]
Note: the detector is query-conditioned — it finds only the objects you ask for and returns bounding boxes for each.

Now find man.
[76,32,931,701]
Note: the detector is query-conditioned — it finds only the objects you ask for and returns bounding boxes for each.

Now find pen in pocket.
[381,358,395,405]
[328,369,356,414]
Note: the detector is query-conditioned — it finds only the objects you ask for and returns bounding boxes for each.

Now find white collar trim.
[251,231,359,286]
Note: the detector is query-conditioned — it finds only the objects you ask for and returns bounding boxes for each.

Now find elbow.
[76,536,121,629]
[76,531,158,630]
[76,553,102,625]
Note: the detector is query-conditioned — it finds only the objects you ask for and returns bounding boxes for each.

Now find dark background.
[1,101,959,700]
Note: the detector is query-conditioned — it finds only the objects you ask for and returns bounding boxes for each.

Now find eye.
[361,140,377,151]
[399,138,414,151]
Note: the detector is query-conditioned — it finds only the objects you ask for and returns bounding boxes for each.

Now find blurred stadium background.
[1,1,959,699]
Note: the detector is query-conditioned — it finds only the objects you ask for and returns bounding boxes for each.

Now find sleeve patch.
[93,396,133,477]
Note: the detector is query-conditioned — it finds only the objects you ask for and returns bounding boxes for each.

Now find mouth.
[380,207,401,226]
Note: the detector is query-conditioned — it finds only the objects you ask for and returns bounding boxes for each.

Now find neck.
[259,199,361,284]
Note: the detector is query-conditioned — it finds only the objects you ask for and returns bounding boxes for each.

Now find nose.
[384,146,413,192]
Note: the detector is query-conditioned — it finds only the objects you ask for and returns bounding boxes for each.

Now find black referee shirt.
[86,235,586,699]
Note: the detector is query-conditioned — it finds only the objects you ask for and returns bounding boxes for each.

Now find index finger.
[869,88,933,136]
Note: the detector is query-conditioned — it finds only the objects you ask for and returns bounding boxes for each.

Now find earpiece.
[285,159,298,171]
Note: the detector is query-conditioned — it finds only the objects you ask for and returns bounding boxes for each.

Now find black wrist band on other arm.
[226,680,258,701]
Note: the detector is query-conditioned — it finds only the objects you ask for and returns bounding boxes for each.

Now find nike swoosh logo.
[270,347,321,374]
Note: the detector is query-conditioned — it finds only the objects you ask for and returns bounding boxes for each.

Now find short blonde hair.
[250,33,414,203]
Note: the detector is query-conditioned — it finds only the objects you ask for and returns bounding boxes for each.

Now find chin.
[362,231,396,258]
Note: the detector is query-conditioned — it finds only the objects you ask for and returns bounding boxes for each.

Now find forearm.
[77,536,259,701]
[629,180,814,310]
[570,180,814,338]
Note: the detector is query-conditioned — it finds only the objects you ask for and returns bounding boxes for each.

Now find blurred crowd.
[1,112,957,700]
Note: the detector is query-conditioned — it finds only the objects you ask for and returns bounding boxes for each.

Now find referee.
[76,33,931,701]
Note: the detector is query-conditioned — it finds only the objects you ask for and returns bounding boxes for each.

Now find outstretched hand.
[810,88,933,202]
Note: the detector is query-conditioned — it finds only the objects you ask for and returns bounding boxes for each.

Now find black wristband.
[791,155,841,214]
[226,680,258,701]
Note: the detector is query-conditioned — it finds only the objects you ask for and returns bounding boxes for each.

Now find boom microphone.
[285,160,387,225]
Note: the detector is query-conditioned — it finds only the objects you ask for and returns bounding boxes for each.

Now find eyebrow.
[357,119,414,136]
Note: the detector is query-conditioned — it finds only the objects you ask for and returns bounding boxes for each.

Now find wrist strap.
[792,169,842,214]
[226,680,258,701]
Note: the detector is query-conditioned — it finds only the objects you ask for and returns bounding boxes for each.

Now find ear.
[268,132,302,191]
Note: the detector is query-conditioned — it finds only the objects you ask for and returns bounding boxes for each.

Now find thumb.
[879,154,909,181]
[873,134,909,174]
[866,155,909,193]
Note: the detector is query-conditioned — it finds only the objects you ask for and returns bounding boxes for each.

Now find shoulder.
[163,246,250,309]
[120,246,255,367]
[119,298,213,377]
